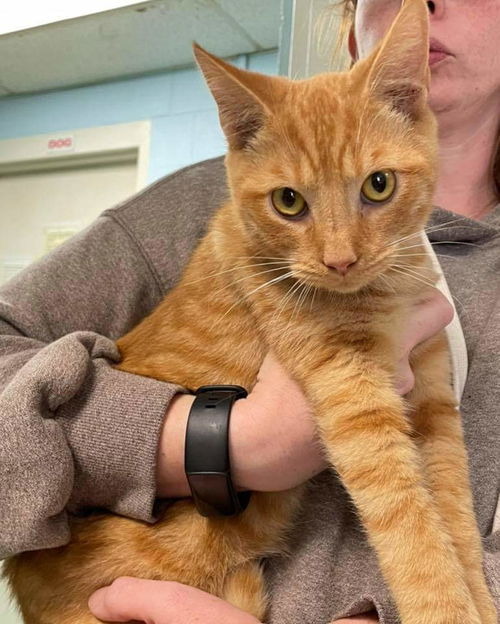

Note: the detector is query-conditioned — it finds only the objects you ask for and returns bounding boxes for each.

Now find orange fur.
[4,1,496,623]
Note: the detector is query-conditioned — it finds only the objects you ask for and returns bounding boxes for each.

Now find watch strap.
[184,385,251,517]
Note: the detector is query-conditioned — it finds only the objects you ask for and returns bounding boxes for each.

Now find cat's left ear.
[193,43,281,150]
[365,0,430,121]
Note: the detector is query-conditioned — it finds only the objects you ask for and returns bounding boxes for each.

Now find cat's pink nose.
[323,256,358,276]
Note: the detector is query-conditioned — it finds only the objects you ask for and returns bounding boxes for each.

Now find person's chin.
[428,61,463,114]
[429,82,459,115]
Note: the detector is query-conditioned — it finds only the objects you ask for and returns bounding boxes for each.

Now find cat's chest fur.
[118,245,410,399]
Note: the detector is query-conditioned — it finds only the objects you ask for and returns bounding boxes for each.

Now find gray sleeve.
[0,215,183,559]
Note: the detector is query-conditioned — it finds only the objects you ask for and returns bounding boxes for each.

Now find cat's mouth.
[292,266,365,294]
[292,255,392,295]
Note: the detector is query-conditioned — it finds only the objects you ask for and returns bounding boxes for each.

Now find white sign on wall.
[46,136,75,154]
[44,225,80,253]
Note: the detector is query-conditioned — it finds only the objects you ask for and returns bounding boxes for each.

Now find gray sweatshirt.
[0,156,498,623]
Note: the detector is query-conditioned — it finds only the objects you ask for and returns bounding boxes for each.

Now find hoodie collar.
[426,203,500,244]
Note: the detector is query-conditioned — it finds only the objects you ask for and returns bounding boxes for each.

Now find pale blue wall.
[0,50,278,184]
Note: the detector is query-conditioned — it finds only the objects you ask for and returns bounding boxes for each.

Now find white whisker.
[272,278,304,325]
[212,271,295,331]
[377,271,397,294]
[391,262,436,274]
[386,217,472,249]
[429,241,480,247]
[184,261,288,286]
[234,256,289,261]
[309,286,318,313]
[279,281,309,345]
[389,264,468,319]
[211,266,290,297]
[388,265,436,289]
[390,253,458,260]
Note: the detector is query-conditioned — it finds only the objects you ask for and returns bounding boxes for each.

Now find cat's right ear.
[193,43,280,150]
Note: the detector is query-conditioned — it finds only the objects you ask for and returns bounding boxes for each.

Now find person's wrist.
[229,388,325,492]
[156,393,195,498]
[229,391,293,492]
[228,396,258,492]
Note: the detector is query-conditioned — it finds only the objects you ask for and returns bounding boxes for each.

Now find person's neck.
[433,99,499,220]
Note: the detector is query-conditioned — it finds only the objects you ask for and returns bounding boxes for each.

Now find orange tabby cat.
[4,1,496,623]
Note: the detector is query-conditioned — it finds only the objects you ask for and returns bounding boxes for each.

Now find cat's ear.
[365,0,430,120]
[193,43,278,150]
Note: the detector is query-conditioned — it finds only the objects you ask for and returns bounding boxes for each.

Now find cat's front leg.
[408,332,497,624]
[288,347,480,624]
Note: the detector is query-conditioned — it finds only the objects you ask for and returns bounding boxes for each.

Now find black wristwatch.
[184,385,252,517]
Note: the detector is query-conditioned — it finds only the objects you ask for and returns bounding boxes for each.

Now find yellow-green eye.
[271,187,308,218]
[361,170,396,204]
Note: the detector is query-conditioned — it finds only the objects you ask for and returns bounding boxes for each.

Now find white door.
[0,121,150,284]
[0,155,138,283]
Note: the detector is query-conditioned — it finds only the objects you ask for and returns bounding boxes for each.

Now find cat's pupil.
[371,172,387,194]
[282,188,296,207]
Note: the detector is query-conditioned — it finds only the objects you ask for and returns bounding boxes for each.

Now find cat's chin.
[328,283,364,295]
[322,273,392,296]
[321,279,370,296]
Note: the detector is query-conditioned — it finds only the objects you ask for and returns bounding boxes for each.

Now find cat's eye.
[271,188,308,218]
[360,170,396,204]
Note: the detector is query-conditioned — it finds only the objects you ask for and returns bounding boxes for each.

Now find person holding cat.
[1,0,499,623]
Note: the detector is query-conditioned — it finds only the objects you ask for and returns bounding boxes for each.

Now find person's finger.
[394,358,415,396]
[334,617,379,623]
[400,288,454,355]
[89,577,167,622]
[89,577,262,624]
[334,613,379,623]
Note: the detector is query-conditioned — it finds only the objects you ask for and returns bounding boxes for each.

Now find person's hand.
[88,577,379,623]
[156,288,454,496]
[88,577,262,624]
[393,288,454,395]
[229,287,454,492]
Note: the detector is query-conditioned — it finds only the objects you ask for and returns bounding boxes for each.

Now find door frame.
[0,120,150,188]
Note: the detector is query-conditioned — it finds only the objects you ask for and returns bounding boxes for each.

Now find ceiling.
[0,0,282,98]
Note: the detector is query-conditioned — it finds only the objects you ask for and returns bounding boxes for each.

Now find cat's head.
[194,0,437,294]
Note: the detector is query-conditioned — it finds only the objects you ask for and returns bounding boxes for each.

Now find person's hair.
[331,0,500,202]
[335,0,356,53]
